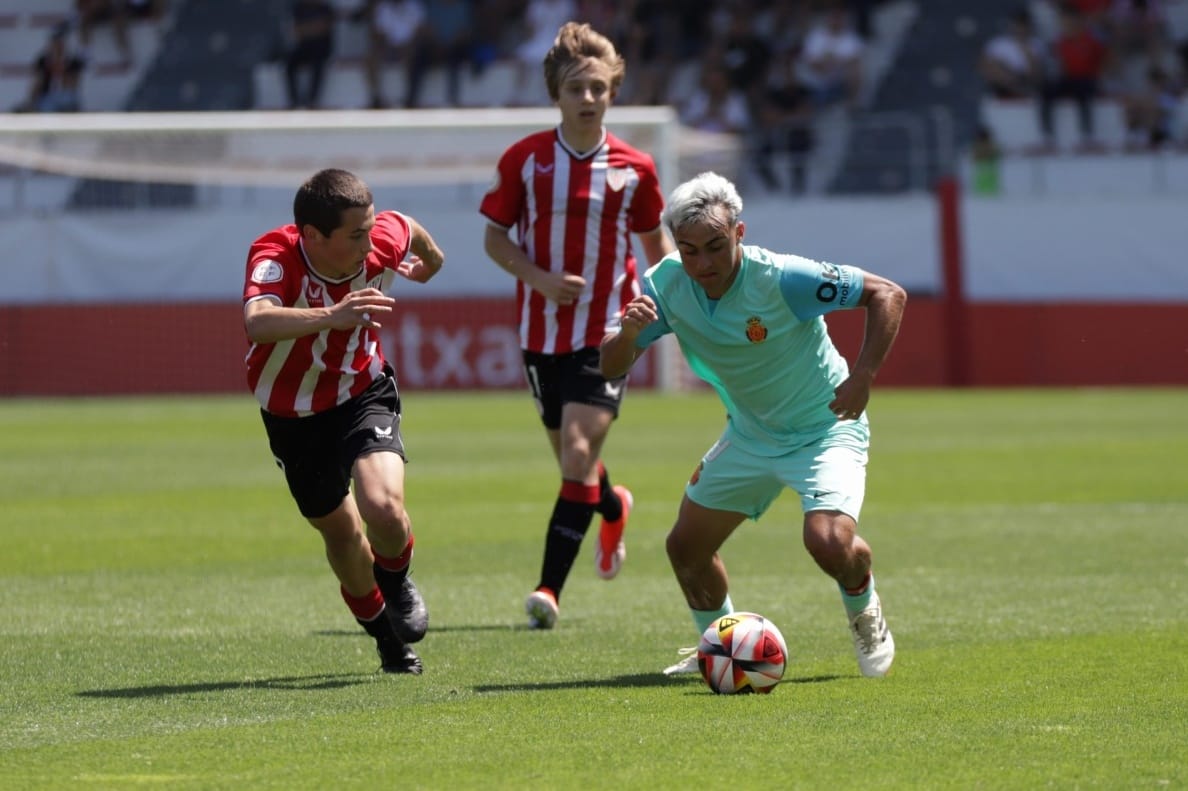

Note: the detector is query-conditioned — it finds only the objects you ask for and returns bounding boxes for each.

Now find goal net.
[0,108,741,395]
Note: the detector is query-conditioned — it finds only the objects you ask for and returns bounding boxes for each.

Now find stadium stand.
[0,0,171,113]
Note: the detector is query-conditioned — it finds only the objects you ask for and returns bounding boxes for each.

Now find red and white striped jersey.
[242,210,411,417]
[480,127,665,354]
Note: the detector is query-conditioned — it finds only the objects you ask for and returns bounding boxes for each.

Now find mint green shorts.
[685,419,869,521]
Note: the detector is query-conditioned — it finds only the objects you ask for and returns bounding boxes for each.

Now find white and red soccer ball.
[697,612,788,694]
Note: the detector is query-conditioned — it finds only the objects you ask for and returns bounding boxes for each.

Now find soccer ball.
[697,612,788,694]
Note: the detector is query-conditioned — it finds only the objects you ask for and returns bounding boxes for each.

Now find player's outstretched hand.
[397,253,444,283]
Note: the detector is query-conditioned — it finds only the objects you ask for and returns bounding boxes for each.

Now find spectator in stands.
[16,23,85,113]
[1107,0,1169,59]
[679,59,752,135]
[619,0,686,106]
[283,0,335,110]
[1037,3,1111,151]
[406,0,475,107]
[365,0,427,109]
[717,2,774,116]
[754,46,816,194]
[1122,64,1179,147]
[509,0,576,105]
[980,7,1046,98]
[797,1,866,109]
[74,0,161,67]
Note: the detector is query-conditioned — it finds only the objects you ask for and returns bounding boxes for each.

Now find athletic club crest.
[745,316,768,343]
[606,167,630,192]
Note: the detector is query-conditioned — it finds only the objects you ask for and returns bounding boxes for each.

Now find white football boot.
[525,589,559,629]
[662,647,700,676]
[848,590,895,677]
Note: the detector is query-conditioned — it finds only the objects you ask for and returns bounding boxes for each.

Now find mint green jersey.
[636,245,865,455]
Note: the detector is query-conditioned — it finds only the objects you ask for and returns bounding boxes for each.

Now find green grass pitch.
[1,388,1185,789]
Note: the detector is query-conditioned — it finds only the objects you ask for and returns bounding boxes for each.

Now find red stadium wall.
[1,298,1186,396]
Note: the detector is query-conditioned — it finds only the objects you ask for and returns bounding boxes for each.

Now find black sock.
[538,495,596,599]
[596,463,622,522]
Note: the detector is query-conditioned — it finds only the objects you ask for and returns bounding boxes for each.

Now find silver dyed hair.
[662,171,744,234]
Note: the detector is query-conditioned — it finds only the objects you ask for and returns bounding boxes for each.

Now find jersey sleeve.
[628,156,665,234]
[479,143,527,229]
[244,231,298,306]
[633,276,673,349]
[370,210,413,269]
[777,254,866,320]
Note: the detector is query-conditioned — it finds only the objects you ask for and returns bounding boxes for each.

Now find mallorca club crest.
[745,316,768,343]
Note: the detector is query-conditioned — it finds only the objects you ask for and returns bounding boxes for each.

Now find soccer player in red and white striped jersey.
[480,22,674,629]
[243,168,445,673]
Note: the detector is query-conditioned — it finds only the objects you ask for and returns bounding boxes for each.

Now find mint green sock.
[840,574,874,615]
[691,594,734,636]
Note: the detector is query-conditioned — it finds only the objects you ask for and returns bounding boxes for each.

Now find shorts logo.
[251,260,283,284]
[606,167,631,192]
[745,316,767,343]
[689,460,703,486]
[374,426,393,439]
[605,381,623,399]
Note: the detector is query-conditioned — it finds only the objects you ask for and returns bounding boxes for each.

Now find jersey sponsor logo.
[535,162,555,175]
[606,167,630,192]
[304,282,324,305]
[745,316,768,343]
[251,260,283,284]
[820,262,840,281]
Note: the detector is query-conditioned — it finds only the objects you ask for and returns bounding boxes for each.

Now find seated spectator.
[406,0,475,107]
[508,0,576,105]
[1107,0,1169,59]
[753,47,816,194]
[365,0,427,109]
[284,0,335,109]
[16,24,86,113]
[619,0,685,106]
[797,2,865,109]
[1122,65,1179,147]
[1037,3,1112,151]
[679,63,751,134]
[980,7,1046,98]
[74,0,161,66]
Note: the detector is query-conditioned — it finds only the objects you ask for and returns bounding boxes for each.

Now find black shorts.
[521,347,627,430]
[261,371,405,519]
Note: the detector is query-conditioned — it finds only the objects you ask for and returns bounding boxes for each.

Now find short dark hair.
[293,168,372,237]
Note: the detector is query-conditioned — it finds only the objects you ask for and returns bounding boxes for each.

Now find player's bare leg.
[662,497,745,675]
[803,510,893,677]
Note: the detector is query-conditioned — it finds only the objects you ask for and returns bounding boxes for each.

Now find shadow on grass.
[474,673,844,693]
[315,623,555,637]
[76,673,376,699]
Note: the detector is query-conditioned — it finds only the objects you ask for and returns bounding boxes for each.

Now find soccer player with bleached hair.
[480,22,675,630]
[243,168,444,674]
[600,171,906,678]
